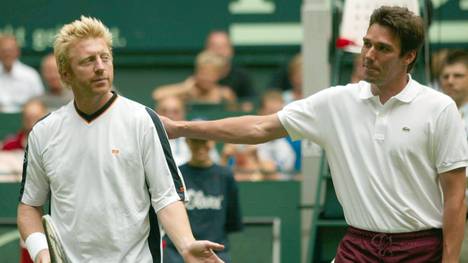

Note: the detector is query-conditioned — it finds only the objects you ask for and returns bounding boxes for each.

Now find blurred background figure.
[155,96,220,165]
[36,53,73,111]
[153,50,236,108]
[220,143,263,181]
[439,49,468,261]
[221,91,299,180]
[439,50,468,134]
[1,99,47,151]
[350,53,366,83]
[281,53,303,104]
[256,90,298,179]
[430,48,450,90]
[0,35,44,113]
[163,138,243,263]
[205,31,255,104]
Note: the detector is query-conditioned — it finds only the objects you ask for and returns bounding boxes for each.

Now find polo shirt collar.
[359,74,421,103]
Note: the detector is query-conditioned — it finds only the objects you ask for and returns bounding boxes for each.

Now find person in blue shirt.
[164,138,243,263]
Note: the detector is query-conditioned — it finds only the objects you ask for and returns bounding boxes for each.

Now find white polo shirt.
[0,61,44,112]
[20,94,186,262]
[278,76,468,233]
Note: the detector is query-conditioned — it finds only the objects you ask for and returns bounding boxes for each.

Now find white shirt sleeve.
[20,130,50,206]
[277,89,330,145]
[142,113,187,213]
[433,102,468,174]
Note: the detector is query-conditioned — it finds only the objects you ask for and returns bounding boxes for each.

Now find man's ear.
[404,50,417,66]
[60,69,71,85]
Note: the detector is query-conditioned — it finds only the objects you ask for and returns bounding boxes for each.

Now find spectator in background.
[220,91,299,181]
[156,96,220,165]
[440,50,468,135]
[439,50,468,262]
[0,35,44,113]
[2,99,48,263]
[281,53,303,104]
[256,90,298,178]
[153,50,236,108]
[205,31,254,102]
[163,137,243,263]
[36,53,73,111]
[431,48,449,90]
[267,53,299,93]
[1,99,47,151]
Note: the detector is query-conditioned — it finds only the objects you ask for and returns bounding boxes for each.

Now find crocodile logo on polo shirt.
[402,127,410,132]
[111,149,120,155]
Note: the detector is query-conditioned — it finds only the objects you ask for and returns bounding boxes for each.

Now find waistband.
[347,226,442,241]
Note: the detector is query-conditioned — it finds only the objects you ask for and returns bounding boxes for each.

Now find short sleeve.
[143,108,187,213]
[277,89,329,145]
[19,131,50,206]
[433,102,468,173]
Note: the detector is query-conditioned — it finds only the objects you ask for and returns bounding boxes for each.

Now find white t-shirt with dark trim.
[20,94,186,262]
[278,77,468,233]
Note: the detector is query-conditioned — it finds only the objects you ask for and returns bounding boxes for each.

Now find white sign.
[339,0,420,53]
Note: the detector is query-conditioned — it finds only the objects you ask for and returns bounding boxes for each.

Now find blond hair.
[54,16,112,76]
[195,50,227,71]
[288,53,302,77]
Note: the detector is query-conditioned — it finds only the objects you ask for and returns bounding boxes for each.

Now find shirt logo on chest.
[111,149,120,155]
[402,127,411,132]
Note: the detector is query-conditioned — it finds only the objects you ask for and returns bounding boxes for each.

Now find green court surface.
[0,226,20,263]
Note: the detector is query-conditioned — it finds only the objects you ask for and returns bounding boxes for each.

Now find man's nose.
[94,57,105,72]
[364,47,376,61]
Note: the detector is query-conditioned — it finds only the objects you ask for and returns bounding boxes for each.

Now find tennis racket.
[42,215,71,263]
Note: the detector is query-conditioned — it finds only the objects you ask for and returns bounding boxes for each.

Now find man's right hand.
[36,249,51,263]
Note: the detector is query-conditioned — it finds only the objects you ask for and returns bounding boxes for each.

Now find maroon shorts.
[334,226,442,263]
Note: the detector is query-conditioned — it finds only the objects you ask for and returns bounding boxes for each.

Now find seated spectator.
[153,51,236,108]
[256,90,298,178]
[156,96,220,165]
[281,53,303,104]
[0,35,44,113]
[36,53,73,111]
[267,53,297,92]
[205,30,254,101]
[2,98,48,263]
[220,143,265,181]
[163,138,243,263]
[221,91,299,180]
[2,99,48,151]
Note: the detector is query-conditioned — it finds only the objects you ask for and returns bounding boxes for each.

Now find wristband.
[25,232,48,262]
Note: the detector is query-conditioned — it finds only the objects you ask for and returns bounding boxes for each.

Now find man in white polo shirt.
[0,35,44,113]
[162,6,468,262]
[17,16,224,263]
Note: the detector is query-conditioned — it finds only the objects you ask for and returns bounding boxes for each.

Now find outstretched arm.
[439,167,466,263]
[163,113,288,144]
[158,201,224,263]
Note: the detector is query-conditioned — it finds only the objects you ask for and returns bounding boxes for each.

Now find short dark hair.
[369,6,425,72]
[443,50,468,68]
